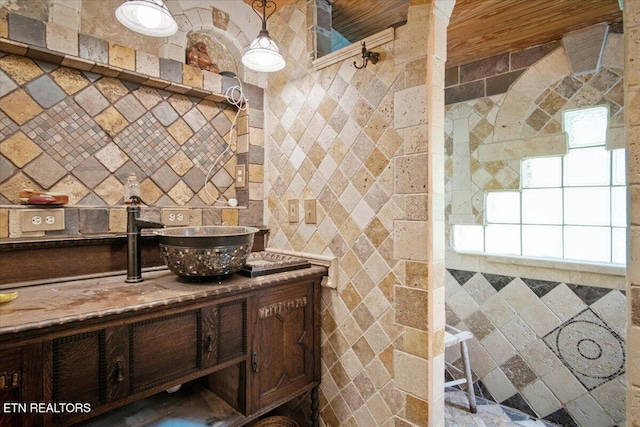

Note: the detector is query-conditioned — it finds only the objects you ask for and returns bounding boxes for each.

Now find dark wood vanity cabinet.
[0,267,324,427]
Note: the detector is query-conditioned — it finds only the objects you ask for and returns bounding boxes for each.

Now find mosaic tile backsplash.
[0,52,241,206]
[445,269,626,427]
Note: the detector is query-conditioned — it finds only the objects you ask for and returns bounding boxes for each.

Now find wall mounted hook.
[353,41,380,69]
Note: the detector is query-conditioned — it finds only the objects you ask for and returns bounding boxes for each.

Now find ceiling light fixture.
[115,0,178,37]
[242,0,286,73]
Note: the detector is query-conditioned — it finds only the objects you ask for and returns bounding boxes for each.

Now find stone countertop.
[0,266,327,337]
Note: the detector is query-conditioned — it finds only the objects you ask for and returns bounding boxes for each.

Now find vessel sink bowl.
[154,226,259,280]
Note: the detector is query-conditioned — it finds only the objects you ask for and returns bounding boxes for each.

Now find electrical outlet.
[235,165,246,188]
[161,208,190,226]
[304,199,317,224]
[21,209,65,232]
[288,200,298,223]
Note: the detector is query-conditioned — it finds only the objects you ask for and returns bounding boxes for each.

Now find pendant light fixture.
[115,0,178,37]
[242,0,286,72]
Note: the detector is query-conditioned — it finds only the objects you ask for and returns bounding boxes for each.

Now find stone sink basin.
[154,226,259,281]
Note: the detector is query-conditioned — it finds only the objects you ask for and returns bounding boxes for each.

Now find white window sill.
[447,249,626,290]
[481,253,625,276]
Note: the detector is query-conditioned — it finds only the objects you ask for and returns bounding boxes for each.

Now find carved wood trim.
[258,297,308,319]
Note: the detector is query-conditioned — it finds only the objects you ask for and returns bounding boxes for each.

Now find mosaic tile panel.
[445,269,626,426]
[543,308,625,391]
[0,54,249,208]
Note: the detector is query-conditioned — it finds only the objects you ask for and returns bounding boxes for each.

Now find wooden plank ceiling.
[249,0,622,68]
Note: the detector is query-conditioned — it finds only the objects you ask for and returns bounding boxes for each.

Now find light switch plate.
[21,209,65,232]
[288,200,298,223]
[304,199,317,224]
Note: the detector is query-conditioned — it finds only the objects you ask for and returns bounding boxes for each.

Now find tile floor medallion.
[445,269,626,427]
[543,308,625,391]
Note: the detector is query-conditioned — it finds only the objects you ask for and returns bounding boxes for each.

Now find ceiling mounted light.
[242,0,286,73]
[115,0,178,37]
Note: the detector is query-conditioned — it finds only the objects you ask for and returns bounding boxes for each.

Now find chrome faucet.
[125,196,164,283]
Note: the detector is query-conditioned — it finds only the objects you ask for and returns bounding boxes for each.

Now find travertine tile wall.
[444,26,628,427]
[263,0,450,425]
[625,2,640,425]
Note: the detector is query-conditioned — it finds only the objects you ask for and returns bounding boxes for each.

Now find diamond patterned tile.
[72,156,110,188]
[520,278,561,298]
[23,98,107,170]
[25,74,66,108]
[565,284,613,306]
[114,112,178,175]
[22,152,67,188]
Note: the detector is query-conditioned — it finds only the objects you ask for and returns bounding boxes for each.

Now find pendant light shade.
[242,0,286,72]
[115,0,178,37]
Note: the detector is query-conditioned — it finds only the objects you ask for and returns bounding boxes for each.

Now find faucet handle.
[129,195,143,206]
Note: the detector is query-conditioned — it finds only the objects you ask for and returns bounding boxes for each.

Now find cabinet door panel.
[217,299,246,363]
[130,311,198,393]
[53,331,104,407]
[253,282,313,410]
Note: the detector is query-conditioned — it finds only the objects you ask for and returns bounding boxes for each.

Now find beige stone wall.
[626,1,640,424]
[263,0,450,425]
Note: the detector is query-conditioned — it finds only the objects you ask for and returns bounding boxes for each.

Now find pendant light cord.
[204,78,248,206]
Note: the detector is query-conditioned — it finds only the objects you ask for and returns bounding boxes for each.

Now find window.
[452,106,626,265]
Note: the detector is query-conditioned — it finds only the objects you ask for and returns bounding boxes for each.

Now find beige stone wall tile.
[221,209,238,226]
[140,179,163,205]
[49,176,89,205]
[109,208,127,233]
[0,11,7,38]
[0,89,43,125]
[405,328,428,358]
[394,221,428,261]
[0,131,42,168]
[0,208,8,238]
[405,393,429,426]
[533,47,571,87]
[94,106,128,136]
[46,22,78,56]
[50,67,89,95]
[394,85,427,129]
[135,51,159,78]
[394,350,428,400]
[168,181,194,205]
[167,118,194,145]
[95,175,123,205]
[108,42,135,71]
[0,55,43,85]
[182,64,203,88]
[395,154,428,194]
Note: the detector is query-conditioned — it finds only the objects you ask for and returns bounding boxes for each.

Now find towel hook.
[353,41,380,69]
